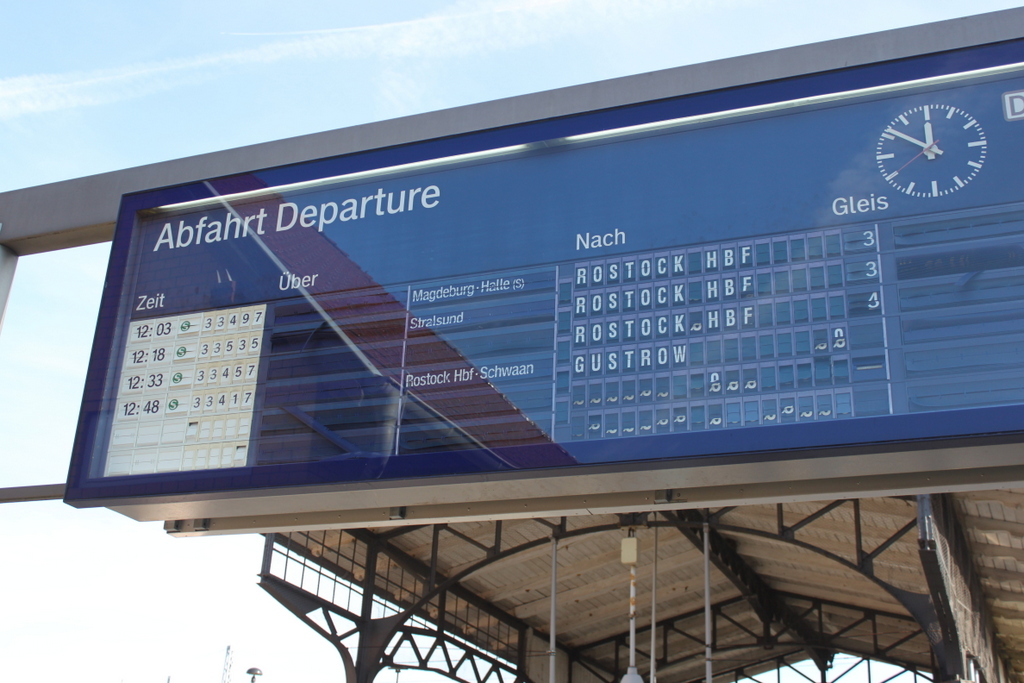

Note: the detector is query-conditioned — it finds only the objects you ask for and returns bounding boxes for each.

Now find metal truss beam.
[260,500,945,683]
[662,510,836,671]
[259,573,359,683]
[344,523,617,681]
[261,534,529,683]
[696,501,942,660]
[580,592,928,676]
[261,523,619,683]
[718,653,933,683]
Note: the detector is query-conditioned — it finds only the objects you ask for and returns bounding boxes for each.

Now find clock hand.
[890,139,941,177]
[922,121,939,160]
[885,127,945,156]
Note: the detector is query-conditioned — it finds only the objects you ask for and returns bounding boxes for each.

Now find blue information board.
[65,40,1024,509]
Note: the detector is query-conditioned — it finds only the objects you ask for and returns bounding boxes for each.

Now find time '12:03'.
[134,321,173,340]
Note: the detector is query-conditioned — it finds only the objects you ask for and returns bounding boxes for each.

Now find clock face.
[876,104,987,198]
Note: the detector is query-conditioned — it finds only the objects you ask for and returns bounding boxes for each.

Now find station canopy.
[260,490,1024,683]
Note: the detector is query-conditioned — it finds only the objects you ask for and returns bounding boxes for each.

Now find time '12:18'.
[130,347,167,364]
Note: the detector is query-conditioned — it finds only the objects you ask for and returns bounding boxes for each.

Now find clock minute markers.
[877,104,985,198]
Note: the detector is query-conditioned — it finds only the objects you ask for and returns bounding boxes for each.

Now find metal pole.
[649,526,658,683]
[619,532,642,683]
[629,564,637,670]
[0,242,18,337]
[550,536,558,683]
[704,520,712,683]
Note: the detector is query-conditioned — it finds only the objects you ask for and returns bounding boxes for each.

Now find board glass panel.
[66,41,1024,504]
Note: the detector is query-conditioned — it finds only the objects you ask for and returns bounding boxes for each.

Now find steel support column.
[918,494,1003,683]
[0,243,17,337]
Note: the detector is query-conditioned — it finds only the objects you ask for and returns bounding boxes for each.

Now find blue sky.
[1,2,1021,682]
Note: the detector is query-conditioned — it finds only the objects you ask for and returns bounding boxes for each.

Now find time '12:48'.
[121,399,162,416]
[120,390,254,417]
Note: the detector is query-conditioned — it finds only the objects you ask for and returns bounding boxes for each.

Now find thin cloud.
[0,0,712,120]
[221,0,567,37]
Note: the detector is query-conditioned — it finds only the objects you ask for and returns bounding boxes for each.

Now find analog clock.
[876,104,987,198]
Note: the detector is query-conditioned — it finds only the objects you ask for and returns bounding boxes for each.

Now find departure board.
[65,50,1024,508]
